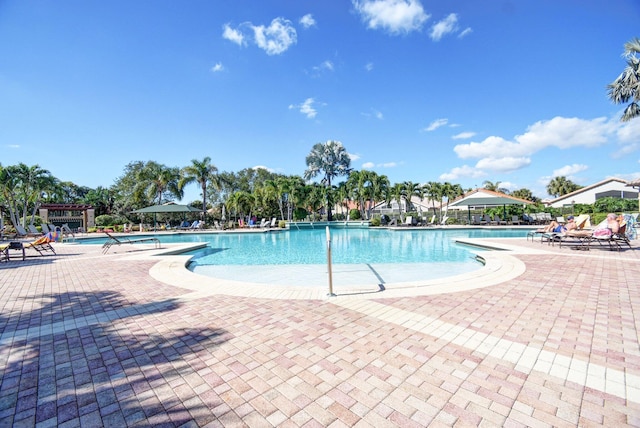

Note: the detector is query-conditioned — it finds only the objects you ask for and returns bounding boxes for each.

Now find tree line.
[1,141,579,230]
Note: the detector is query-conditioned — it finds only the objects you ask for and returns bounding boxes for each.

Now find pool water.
[81,228,529,287]
[187,228,496,266]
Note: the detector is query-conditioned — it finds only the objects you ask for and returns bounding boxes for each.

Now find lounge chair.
[102,231,161,254]
[492,215,507,225]
[402,216,413,227]
[511,215,521,225]
[440,215,449,226]
[24,235,56,256]
[259,218,269,228]
[15,224,40,238]
[28,224,43,235]
[0,241,26,261]
[590,223,632,251]
[41,224,50,234]
[426,215,437,226]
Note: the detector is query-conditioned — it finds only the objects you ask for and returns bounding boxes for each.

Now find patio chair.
[102,231,161,254]
[590,223,632,251]
[24,235,56,256]
[0,241,26,262]
[28,224,43,235]
[15,224,40,238]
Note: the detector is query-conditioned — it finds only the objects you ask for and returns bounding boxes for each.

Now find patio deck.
[0,236,639,426]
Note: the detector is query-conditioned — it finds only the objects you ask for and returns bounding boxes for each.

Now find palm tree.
[422,181,442,220]
[402,181,422,214]
[367,172,389,220]
[134,161,182,205]
[608,37,640,122]
[180,157,219,220]
[546,176,581,198]
[303,140,352,221]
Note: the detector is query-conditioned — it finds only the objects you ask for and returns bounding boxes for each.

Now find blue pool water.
[184,227,524,266]
[81,228,527,266]
[82,228,528,287]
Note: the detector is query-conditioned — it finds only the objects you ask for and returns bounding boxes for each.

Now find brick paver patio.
[1,234,639,427]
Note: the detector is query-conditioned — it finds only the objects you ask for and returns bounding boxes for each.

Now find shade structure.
[131,204,201,231]
[448,188,533,224]
[448,188,532,208]
[131,204,201,214]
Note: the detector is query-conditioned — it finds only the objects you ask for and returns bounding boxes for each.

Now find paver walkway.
[0,236,639,427]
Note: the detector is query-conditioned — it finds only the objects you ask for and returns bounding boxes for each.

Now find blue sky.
[1,0,639,203]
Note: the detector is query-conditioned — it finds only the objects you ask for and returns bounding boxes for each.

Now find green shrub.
[369,216,381,227]
[348,209,361,220]
[95,214,116,226]
[278,220,287,228]
[293,208,308,221]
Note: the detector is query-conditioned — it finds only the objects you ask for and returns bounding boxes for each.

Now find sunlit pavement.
[1,236,639,427]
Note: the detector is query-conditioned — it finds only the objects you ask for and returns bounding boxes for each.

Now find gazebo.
[447,188,532,223]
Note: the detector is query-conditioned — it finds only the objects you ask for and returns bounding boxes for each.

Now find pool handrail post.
[326,226,336,297]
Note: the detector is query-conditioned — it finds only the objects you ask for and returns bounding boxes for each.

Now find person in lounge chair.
[593,213,620,237]
[531,216,577,236]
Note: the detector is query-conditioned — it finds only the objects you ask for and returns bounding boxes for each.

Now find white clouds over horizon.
[352,0,430,34]
[441,115,631,181]
[299,14,316,29]
[430,13,458,41]
[425,118,448,131]
[289,98,319,119]
[223,17,297,55]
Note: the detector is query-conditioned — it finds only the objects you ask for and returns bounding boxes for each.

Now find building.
[38,204,95,231]
[545,178,638,209]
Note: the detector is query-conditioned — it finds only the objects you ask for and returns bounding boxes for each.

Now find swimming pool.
[182,228,528,286]
[84,228,529,287]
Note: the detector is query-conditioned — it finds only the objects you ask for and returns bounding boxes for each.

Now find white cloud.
[362,161,398,169]
[424,118,448,131]
[551,164,588,177]
[222,24,245,46]
[365,62,374,71]
[613,116,640,157]
[299,14,316,29]
[252,18,297,55]
[452,116,619,173]
[362,109,384,120]
[210,63,224,72]
[353,0,430,34]
[289,98,318,119]
[223,18,297,55]
[252,165,275,172]
[349,153,361,161]
[7,144,20,149]
[458,27,472,38]
[311,60,334,75]
[452,131,475,140]
[475,156,531,172]
[439,165,486,181]
[430,13,458,41]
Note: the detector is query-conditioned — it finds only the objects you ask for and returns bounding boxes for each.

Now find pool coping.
[139,238,531,300]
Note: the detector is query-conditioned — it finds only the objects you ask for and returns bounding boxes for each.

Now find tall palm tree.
[608,37,640,122]
[546,176,581,198]
[367,172,389,220]
[390,183,404,220]
[180,157,219,219]
[402,181,422,214]
[422,181,442,220]
[134,161,182,205]
[303,140,352,221]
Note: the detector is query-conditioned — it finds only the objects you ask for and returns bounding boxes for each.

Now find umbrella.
[131,204,201,230]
